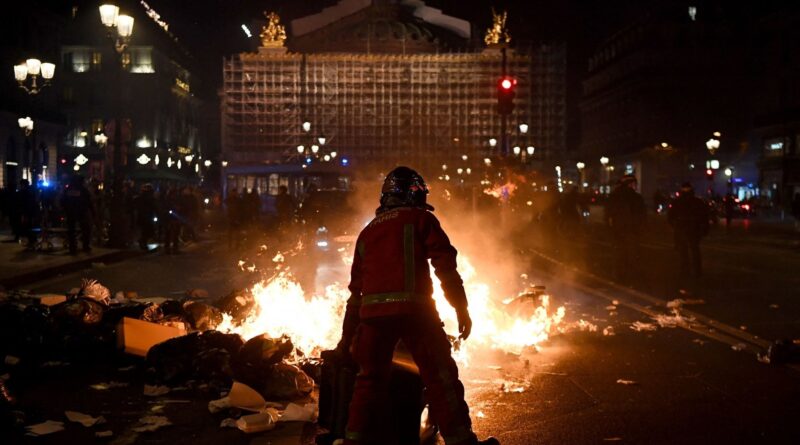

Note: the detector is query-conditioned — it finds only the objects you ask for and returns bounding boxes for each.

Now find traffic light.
[497,75,517,115]
[705,168,714,180]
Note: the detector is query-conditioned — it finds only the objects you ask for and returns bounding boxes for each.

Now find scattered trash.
[769,304,779,309]
[666,298,704,309]
[143,384,171,397]
[118,317,188,357]
[692,339,706,346]
[90,381,129,390]
[132,415,172,433]
[602,326,615,336]
[605,305,616,311]
[731,343,747,352]
[146,330,243,389]
[652,311,694,329]
[498,379,526,393]
[573,319,598,332]
[80,279,111,306]
[208,396,231,414]
[65,410,106,427]
[476,411,486,419]
[182,301,222,331]
[611,300,620,305]
[4,355,20,366]
[185,289,209,300]
[616,379,637,385]
[236,409,278,433]
[739,326,747,331]
[279,403,317,422]
[118,365,135,372]
[25,420,65,436]
[95,430,113,438]
[630,321,657,332]
[220,418,237,428]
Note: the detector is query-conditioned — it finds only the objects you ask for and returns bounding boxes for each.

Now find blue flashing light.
[341,158,349,166]
[732,177,744,183]
[305,157,312,164]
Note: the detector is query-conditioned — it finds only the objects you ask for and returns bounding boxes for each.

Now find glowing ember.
[217,251,564,364]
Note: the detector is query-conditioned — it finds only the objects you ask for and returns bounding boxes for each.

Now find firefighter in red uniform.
[339,167,499,445]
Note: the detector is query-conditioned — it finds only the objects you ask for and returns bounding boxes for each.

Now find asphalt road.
[5,214,800,444]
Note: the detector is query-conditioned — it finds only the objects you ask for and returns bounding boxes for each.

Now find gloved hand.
[456,307,472,341]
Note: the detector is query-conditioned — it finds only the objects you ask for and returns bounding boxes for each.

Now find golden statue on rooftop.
[260,12,287,47]
[484,9,511,46]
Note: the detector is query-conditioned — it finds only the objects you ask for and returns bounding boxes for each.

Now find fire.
[482,182,517,202]
[217,251,564,364]
[216,272,349,357]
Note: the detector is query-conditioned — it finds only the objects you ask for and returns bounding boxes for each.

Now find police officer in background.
[668,183,710,278]
[604,174,646,283]
[61,175,94,254]
[338,166,498,445]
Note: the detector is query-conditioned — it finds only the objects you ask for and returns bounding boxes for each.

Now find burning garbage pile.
[0,248,572,439]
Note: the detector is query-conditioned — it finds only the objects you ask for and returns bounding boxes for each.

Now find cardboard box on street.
[117,317,187,357]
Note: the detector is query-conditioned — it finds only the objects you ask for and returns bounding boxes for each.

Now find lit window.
[130,47,155,73]
[91,52,102,70]
[688,6,697,21]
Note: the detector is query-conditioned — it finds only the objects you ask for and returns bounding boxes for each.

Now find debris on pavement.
[630,321,657,332]
[731,343,747,352]
[603,326,615,336]
[768,304,779,309]
[80,279,111,306]
[90,381,129,390]
[666,298,704,309]
[220,418,237,428]
[25,420,65,436]
[65,410,106,427]
[616,379,638,385]
[279,403,318,422]
[132,415,172,433]
[208,396,231,414]
[143,384,171,397]
[652,311,694,329]
[236,409,278,433]
[4,355,20,366]
[95,430,114,438]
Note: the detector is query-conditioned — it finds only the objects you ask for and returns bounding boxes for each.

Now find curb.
[0,249,147,290]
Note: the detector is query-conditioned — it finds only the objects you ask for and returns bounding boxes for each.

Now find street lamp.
[600,156,609,166]
[461,154,468,161]
[94,132,108,147]
[512,146,521,156]
[318,135,326,145]
[296,145,305,154]
[330,151,337,159]
[18,117,34,136]
[518,123,529,134]
[488,138,497,148]
[98,3,135,248]
[311,144,319,154]
[706,137,720,154]
[302,121,311,132]
[576,162,585,170]
[526,146,535,156]
[13,58,55,95]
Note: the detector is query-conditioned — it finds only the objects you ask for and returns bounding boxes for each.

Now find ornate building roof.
[288,0,473,54]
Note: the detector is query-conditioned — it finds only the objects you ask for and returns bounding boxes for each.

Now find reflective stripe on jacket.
[347,207,467,319]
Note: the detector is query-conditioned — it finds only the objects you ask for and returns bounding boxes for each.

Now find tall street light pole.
[99,4,134,248]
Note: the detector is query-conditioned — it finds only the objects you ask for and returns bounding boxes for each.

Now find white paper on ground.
[279,403,317,422]
[65,410,106,427]
[25,420,65,436]
[132,415,172,433]
[143,384,171,397]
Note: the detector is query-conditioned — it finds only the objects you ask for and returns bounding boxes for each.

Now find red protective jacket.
[347,206,467,319]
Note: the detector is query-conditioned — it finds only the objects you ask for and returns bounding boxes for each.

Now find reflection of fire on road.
[217,250,566,366]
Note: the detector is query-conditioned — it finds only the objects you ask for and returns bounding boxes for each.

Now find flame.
[217,251,564,364]
[482,182,517,202]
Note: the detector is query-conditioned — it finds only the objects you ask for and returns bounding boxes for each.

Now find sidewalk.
[0,231,144,290]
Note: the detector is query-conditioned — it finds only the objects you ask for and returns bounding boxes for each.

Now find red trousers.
[344,315,476,445]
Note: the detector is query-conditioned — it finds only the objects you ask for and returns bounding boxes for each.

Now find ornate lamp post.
[98,3,134,248]
[13,58,55,95]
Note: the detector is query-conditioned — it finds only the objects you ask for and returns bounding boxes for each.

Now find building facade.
[579,3,757,200]
[58,0,205,184]
[221,0,566,195]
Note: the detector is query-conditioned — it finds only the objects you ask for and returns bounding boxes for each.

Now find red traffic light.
[498,76,516,90]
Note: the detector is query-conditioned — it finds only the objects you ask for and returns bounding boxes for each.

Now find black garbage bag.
[0,303,49,359]
[183,301,222,331]
[141,300,190,329]
[233,334,313,399]
[46,297,107,351]
[237,334,294,367]
[146,330,244,385]
[214,289,254,323]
